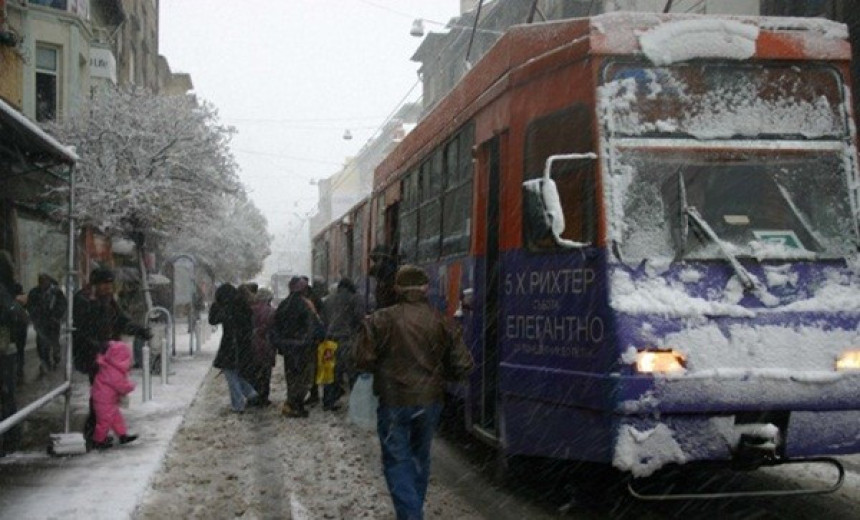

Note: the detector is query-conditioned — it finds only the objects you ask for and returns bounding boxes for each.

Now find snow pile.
[610,269,755,318]
[662,321,860,373]
[782,271,860,312]
[639,19,759,66]
[599,76,842,139]
[679,91,839,140]
[613,423,687,477]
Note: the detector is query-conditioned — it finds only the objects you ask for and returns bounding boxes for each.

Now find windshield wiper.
[684,206,758,291]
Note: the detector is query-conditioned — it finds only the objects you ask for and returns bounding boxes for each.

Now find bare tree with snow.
[45,86,271,281]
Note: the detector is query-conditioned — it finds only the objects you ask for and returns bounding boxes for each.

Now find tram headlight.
[635,350,686,374]
[835,350,860,371]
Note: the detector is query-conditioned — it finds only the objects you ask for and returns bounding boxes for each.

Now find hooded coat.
[250,299,276,368]
[210,284,256,381]
[91,341,136,404]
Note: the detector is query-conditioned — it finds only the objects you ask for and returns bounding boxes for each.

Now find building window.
[35,45,59,122]
[29,0,68,9]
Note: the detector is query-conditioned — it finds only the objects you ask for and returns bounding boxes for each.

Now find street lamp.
[410,18,425,37]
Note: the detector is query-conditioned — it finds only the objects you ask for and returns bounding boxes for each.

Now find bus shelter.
[0,97,79,441]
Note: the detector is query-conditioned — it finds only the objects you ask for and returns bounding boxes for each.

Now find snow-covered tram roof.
[588,11,851,64]
[373,12,852,192]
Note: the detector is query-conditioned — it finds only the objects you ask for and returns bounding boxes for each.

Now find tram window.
[523,105,595,251]
[459,124,474,177]
[442,179,472,256]
[373,196,385,250]
[402,169,418,210]
[440,124,474,257]
[399,209,418,263]
[430,150,443,196]
[351,209,364,281]
[419,160,430,199]
[418,199,441,261]
[444,137,459,189]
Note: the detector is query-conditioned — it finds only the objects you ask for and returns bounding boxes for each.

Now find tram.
[314,12,860,495]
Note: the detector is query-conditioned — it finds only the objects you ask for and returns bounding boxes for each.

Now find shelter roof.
[0,97,78,166]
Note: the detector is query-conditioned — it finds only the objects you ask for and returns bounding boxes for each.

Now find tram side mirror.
[522,178,586,249]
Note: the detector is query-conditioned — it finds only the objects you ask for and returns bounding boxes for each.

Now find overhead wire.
[233,149,343,166]
[354,0,449,26]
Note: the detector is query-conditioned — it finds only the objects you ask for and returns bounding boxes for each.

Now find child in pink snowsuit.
[91,340,138,449]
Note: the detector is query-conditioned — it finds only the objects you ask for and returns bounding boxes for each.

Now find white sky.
[159,0,462,277]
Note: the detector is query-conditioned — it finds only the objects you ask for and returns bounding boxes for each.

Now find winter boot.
[92,439,113,451]
[119,434,138,445]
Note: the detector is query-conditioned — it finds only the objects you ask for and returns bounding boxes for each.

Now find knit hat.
[395,264,428,288]
[255,287,273,302]
[89,267,115,285]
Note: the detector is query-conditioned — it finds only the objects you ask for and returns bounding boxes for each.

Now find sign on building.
[89,47,116,83]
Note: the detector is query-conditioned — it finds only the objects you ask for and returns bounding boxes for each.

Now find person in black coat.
[10,282,28,383]
[27,273,67,372]
[270,277,317,418]
[73,267,151,449]
[0,251,27,456]
[209,283,259,412]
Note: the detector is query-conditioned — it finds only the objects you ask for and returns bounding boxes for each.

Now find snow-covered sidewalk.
[0,328,217,520]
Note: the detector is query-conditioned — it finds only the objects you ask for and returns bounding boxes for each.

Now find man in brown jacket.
[356,264,473,520]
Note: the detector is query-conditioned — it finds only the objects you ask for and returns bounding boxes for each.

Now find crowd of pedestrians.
[205,263,474,520]
[2,249,474,519]
[210,275,364,418]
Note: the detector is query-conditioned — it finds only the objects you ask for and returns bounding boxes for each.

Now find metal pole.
[141,344,151,402]
[464,0,485,68]
[0,382,70,435]
[190,259,197,353]
[64,164,76,433]
[166,254,197,355]
[145,306,173,385]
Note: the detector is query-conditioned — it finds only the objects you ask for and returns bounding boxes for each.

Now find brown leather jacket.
[356,289,473,407]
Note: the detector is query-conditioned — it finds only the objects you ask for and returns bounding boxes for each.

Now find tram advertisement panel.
[500,250,610,372]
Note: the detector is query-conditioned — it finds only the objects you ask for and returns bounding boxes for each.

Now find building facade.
[414,0,761,114]
[0,0,191,289]
[309,102,421,239]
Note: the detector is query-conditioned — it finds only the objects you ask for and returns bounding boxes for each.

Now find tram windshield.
[617,148,858,262]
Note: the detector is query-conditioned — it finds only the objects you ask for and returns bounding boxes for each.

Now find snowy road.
[435,429,860,519]
[133,352,860,519]
[134,357,488,519]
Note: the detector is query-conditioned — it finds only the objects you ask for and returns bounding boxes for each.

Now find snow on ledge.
[639,19,759,65]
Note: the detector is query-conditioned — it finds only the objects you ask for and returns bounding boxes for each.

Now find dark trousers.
[0,353,21,454]
[283,346,314,411]
[36,325,61,370]
[14,324,27,378]
[133,336,144,369]
[84,371,96,443]
[253,365,272,403]
[307,348,319,402]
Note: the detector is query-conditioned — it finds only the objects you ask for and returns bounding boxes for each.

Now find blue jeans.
[377,403,443,520]
[223,369,257,412]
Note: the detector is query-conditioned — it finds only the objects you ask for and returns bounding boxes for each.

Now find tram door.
[478,135,502,435]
